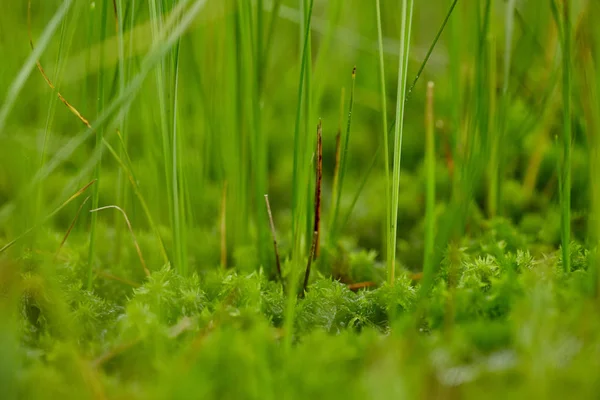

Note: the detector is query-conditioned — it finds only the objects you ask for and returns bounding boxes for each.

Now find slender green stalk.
[262,0,283,91]
[375,0,391,274]
[389,0,414,285]
[487,15,498,218]
[149,0,174,270]
[171,36,188,276]
[285,0,315,353]
[87,0,109,290]
[423,82,436,280]
[405,0,458,103]
[148,0,190,275]
[593,2,600,298]
[580,3,600,297]
[237,0,268,266]
[448,0,462,195]
[330,68,356,240]
[114,0,129,264]
[301,0,314,247]
[494,0,516,216]
[290,0,315,253]
[329,87,345,230]
[561,0,572,273]
[256,0,264,86]
[474,0,492,159]
[554,0,572,273]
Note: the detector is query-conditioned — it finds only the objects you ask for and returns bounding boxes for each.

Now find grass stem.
[423,81,436,281]
[389,0,414,285]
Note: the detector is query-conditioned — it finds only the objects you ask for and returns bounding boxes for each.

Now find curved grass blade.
[405,0,458,103]
[0,180,96,254]
[90,205,150,277]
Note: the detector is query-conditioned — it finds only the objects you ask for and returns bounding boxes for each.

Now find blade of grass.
[560,0,572,273]
[389,0,414,284]
[236,0,269,268]
[405,0,458,103]
[423,82,436,282]
[286,0,315,352]
[220,182,228,269]
[552,0,572,273]
[592,2,600,298]
[301,119,322,295]
[375,0,391,271]
[87,0,110,290]
[487,24,498,218]
[171,31,188,276]
[330,67,357,240]
[493,0,517,214]
[290,0,315,245]
[264,194,284,289]
[329,87,345,229]
[303,122,322,295]
[114,0,128,265]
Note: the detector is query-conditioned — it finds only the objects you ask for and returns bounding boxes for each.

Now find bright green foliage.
[2,0,600,398]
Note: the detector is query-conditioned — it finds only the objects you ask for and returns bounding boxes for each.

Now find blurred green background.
[2,1,600,399]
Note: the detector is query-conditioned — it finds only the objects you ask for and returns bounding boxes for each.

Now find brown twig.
[302,119,324,294]
[302,230,319,297]
[313,119,323,259]
[347,281,376,291]
[264,194,284,290]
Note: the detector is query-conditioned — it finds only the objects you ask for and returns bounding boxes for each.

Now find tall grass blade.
[286,0,315,352]
[552,0,572,273]
[405,0,458,102]
[389,0,414,284]
[90,205,150,277]
[87,0,110,290]
[330,67,356,240]
[375,0,391,271]
[423,82,436,282]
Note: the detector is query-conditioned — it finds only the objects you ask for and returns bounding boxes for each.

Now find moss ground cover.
[2,0,600,398]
